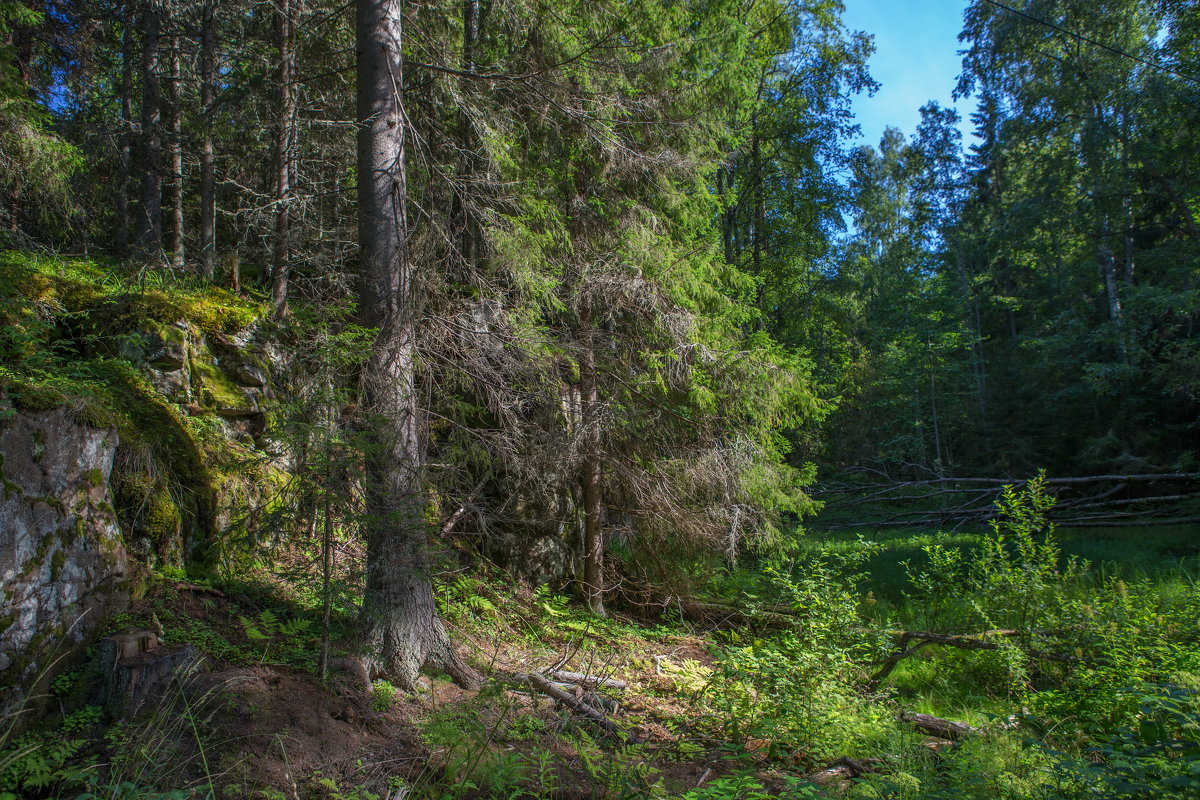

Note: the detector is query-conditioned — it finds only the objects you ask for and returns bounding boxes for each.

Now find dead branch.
[173,582,228,598]
[900,712,978,739]
[518,672,640,743]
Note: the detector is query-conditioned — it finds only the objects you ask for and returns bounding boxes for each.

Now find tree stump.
[98,630,206,717]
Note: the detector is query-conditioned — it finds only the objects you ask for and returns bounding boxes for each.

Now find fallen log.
[173,582,228,598]
[870,630,1077,687]
[813,471,1200,529]
[520,672,640,744]
[900,712,978,739]
[679,598,799,630]
[807,756,883,788]
[546,670,627,690]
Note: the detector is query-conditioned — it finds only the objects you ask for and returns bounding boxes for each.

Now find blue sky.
[841,0,978,149]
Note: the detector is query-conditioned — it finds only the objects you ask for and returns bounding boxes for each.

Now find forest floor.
[14,569,813,800]
[8,513,1200,800]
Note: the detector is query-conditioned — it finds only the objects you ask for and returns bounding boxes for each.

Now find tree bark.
[356,0,478,691]
[136,1,163,260]
[451,0,480,278]
[198,0,216,279]
[579,297,605,617]
[272,0,297,316]
[117,23,134,257]
[167,32,185,269]
[900,712,979,739]
[319,493,333,682]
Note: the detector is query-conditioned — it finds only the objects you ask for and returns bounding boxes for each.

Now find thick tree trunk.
[137,1,163,259]
[578,298,605,617]
[117,24,134,257]
[356,0,478,691]
[198,1,216,279]
[272,0,296,316]
[167,34,184,269]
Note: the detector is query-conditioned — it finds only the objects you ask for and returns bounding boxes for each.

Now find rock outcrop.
[0,405,130,712]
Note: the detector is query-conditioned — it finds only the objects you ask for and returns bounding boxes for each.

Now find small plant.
[439,575,499,621]
[0,731,92,798]
[683,774,819,800]
[370,680,398,712]
[239,608,314,664]
[1066,683,1200,799]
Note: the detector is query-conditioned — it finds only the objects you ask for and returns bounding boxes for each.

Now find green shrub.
[370,680,398,712]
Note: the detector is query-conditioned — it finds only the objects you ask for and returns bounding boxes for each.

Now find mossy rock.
[0,250,282,579]
[192,356,253,412]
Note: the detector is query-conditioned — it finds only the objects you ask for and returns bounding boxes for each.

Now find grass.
[805,523,1200,604]
[792,519,1200,726]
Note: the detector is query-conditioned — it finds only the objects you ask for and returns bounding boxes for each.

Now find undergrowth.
[4,474,1200,799]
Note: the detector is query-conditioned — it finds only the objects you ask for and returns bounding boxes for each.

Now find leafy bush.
[710,543,897,764]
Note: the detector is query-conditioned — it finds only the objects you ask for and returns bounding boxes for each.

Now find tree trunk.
[1099,217,1127,350]
[272,0,296,316]
[167,33,185,269]
[451,0,480,279]
[1120,113,1134,286]
[319,493,333,682]
[356,0,478,691]
[136,1,163,259]
[579,297,605,617]
[954,240,987,418]
[5,21,34,235]
[198,0,216,280]
[751,112,763,280]
[117,23,134,257]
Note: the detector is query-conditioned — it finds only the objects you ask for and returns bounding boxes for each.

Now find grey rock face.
[0,406,129,713]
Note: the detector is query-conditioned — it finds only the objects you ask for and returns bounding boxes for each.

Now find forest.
[0,0,1198,797]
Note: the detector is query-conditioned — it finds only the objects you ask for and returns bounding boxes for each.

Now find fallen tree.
[813,468,1200,529]
[899,712,978,739]
[870,629,1079,688]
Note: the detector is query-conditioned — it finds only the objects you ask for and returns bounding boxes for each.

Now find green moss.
[0,250,273,580]
[29,494,65,513]
[0,613,15,633]
[0,368,118,429]
[0,249,264,335]
[7,380,68,413]
[50,548,66,581]
[81,468,103,486]
[145,487,182,547]
[20,533,54,577]
[31,427,45,462]
[191,356,249,411]
[72,515,85,544]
